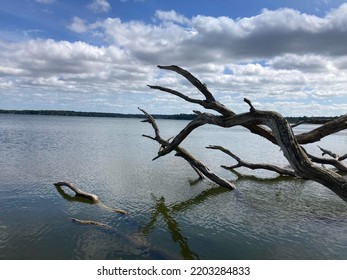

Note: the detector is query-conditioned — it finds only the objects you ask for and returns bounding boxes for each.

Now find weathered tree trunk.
[141,65,347,201]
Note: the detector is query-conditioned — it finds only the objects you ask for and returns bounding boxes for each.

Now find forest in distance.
[0,109,339,124]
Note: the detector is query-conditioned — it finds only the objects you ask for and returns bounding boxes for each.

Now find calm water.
[0,114,346,260]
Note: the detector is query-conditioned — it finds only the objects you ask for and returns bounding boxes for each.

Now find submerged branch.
[54,181,99,202]
[54,181,128,214]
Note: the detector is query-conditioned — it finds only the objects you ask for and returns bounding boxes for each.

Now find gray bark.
[141,65,347,201]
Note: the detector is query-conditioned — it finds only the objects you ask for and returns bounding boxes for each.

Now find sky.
[1,0,347,116]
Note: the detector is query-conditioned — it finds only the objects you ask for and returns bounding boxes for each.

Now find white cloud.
[269,54,335,72]
[79,4,347,67]
[87,0,111,13]
[1,5,347,115]
[67,17,88,33]
[155,10,190,25]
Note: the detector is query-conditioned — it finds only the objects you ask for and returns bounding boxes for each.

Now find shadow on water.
[141,196,199,259]
[54,172,345,260]
[141,186,231,260]
[53,181,232,259]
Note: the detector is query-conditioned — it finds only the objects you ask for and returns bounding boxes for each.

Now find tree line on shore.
[0,109,338,123]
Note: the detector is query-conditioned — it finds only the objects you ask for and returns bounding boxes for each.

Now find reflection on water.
[55,183,228,259]
[0,114,347,259]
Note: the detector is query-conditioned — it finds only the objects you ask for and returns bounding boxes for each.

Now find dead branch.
[139,107,235,190]
[157,65,216,102]
[319,146,342,160]
[207,145,297,177]
[341,154,347,161]
[307,153,347,172]
[295,114,347,144]
[143,65,347,201]
[54,181,99,202]
[54,181,128,214]
[150,66,347,146]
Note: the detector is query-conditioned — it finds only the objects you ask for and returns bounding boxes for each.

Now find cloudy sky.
[1,0,347,116]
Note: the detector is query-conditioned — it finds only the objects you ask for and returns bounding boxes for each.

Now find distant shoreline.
[0,109,196,120]
[0,109,338,123]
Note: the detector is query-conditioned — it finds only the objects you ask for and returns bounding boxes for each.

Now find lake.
[0,114,346,260]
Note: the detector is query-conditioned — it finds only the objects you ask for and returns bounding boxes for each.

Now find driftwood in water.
[54,181,128,215]
[54,181,98,202]
[141,65,347,201]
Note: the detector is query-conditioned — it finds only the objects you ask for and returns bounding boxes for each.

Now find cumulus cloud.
[269,54,335,72]
[1,4,347,115]
[155,10,190,25]
[68,17,89,33]
[188,5,347,59]
[79,4,347,66]
[87,0,111,13]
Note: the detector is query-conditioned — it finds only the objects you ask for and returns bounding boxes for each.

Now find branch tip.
[243,98,256,112]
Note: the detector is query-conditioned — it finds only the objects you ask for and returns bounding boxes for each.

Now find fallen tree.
[141,65,347,201]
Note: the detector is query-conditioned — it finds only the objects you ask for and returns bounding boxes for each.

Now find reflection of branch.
[142,186,231,259]
[171,187,229,212]
[189,177,204,186]
[143,196,199,260]
[72,218,112,229]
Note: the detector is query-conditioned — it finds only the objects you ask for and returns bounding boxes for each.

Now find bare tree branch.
[143,65,347,201]
[207,145,297,177]
[319,146,339,160]
[139,107,235,190]
[151,66,347,146]
[341,154,347,161]
[54,181,128,214]
[295,114,347,144]
[151,66,278,144]
[54,181,99,202]
[157,65,216,102]
[147,85,203,106]
[306,152,347,172]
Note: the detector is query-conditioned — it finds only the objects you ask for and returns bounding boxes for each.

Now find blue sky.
[1,0,347,116]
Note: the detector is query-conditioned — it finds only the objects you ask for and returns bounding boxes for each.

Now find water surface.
[0,114,346,259]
